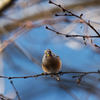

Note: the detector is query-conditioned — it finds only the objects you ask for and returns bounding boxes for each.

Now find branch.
[0,27,26,53]
[0,70,99,85]
[0,70,100,80]
[10,81,21,100]
[49,0,100,36]
[45,26,100,38]
[0,17,68,53]
[0,94,12,100]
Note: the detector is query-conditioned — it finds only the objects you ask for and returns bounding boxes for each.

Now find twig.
[59,83,80,100]
[0,27,26,53]
[49,0,100,36]
[0,17,68,53]
[10,80,21,100]
[0,25,41,67]
[0,94,12,100]
[0,70,100,80]
[46,26,100,38]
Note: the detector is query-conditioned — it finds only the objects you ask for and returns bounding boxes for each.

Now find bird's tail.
[55,74,60,81]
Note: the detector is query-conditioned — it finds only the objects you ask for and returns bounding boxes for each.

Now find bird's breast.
[42,55,61,73]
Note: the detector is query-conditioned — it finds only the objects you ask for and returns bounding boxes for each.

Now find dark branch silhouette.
[0,70,99,85]
[10,81,21,100]
[49,0,100,36]
[45,26,100,38]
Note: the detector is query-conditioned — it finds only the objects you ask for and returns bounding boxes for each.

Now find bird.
[42,49,62,81]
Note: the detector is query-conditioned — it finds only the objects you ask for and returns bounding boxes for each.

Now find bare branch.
[49,0,100,36]
[10,81,21,100]
[46,26,100,38]
[0,70,99,81]
[0,94,12,100]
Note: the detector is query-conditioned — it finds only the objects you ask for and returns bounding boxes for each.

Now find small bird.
[42,49,62,81]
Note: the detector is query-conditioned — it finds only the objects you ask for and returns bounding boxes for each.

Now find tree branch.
[45,26,100,38]
[10,80,21,100]
[49,0,100,36]
[0,70,99,80]
[0,94,12,100]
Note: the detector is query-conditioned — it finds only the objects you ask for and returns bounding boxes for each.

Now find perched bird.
[42,49,62,81]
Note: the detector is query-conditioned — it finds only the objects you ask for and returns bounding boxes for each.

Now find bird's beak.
[47,52,49,56]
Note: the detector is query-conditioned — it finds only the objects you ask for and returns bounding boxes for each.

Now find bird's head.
[44,49,52,57]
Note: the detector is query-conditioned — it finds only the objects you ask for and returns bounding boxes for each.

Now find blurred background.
[0,0,100,100]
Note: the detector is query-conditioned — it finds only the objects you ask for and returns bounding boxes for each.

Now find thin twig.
[0,94,12,100]
[0,17,69,53]
[10,80,21,100]
[0,25,41,67]
[0,27,26,53]
[59,83,80,100]
[46,26,100,38]
[0,70,100,80]
[49,0,100,36]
